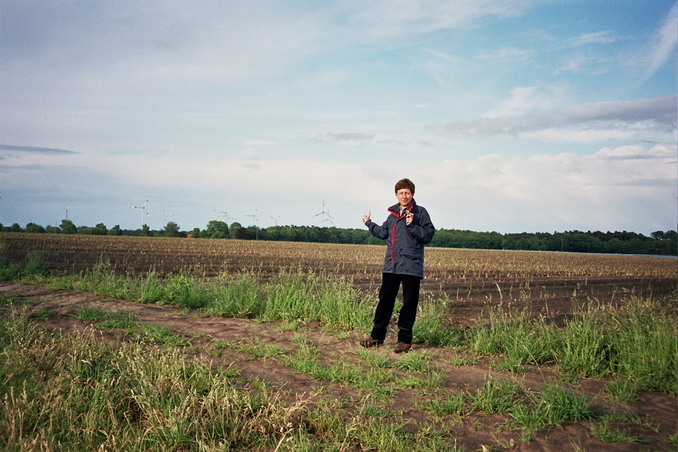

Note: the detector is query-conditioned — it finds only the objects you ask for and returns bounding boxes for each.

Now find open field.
[0,233,676,450]
[2,233,676,327]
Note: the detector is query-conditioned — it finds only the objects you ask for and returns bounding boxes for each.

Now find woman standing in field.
[361,178,436,353]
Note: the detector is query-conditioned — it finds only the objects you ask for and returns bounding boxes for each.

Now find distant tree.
[45,225,59,234]
[108,225,122,236]
[279,226,295,242]
[93,223,108,235]
[25,223,45,234]
[205,220,229,239]
[140,224,150,237]
[658,230,678,255]
[78,226,94,235]
[164,221,180,237]
[246,225,260,240]
[235,227,249,240]
[60,220,77,234]
[603,238,625,254]
[264,226,281,241]
[624,238,647,255]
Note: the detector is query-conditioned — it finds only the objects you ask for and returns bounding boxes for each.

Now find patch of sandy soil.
[0,282,675,451]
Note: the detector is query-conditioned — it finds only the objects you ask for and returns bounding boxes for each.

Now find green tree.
[25,223,45,233]
[60,219,77,234]
[108,225,122,236]
[205,220,229,239]
[164,221,180,237]
[93,223,108,235]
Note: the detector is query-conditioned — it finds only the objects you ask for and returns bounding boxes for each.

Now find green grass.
[0,250,675,449]
[470,376,522,414]
[74,307,189,346]
[463,296,677,394]
[0,242,44,281]
[2,256,676,394]
[0,314,465,451]
[589,416,650,444]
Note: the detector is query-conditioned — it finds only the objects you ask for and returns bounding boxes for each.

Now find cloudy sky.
[1,1,676,234]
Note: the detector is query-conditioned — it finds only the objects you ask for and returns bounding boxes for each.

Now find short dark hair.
[395,178,415,194]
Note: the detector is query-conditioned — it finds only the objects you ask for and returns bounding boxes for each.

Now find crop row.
[3,233,675,279]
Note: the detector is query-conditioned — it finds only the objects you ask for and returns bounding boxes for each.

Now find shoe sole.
[360,340,383,348]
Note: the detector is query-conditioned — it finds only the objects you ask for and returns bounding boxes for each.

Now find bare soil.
[1,280,675,451]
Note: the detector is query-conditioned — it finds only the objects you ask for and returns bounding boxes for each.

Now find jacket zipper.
[389,207,409,270]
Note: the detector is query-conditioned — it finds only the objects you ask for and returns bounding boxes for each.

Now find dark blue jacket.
[365,199,435,278]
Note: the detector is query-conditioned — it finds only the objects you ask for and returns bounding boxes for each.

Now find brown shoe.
[394,342,411,353]
[360,336,384,348]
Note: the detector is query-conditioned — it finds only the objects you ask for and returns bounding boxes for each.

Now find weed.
[470,376,522,414]
[423,391,466,416]
[606,380,637,402]
[589,417,648,444]
[0,296,20,305]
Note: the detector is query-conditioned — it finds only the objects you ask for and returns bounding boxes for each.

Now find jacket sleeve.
[365,219,390,240]
[408,207,435,244]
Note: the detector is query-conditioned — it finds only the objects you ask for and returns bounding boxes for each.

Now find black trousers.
[370,273,421,344]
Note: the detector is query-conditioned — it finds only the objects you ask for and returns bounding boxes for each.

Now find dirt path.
[0,281,675,451]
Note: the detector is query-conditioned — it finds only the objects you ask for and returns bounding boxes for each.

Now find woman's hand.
[362,211,371,223]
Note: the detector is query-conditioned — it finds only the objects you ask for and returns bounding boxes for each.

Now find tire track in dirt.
[0,283,360,407]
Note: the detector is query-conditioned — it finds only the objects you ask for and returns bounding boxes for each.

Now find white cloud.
[568,31,617,47]
[348,0,532,38]
[474,47,535,62]
[485,86,564,118]
[420,144,676,233]
[444,95,677,143]
[642,2,678,82]
[552,55,596,75]
[1,138,674,234]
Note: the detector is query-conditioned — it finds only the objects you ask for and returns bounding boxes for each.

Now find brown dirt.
[1,281,675,451]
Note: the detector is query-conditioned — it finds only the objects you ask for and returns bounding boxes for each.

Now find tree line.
[2,219,676,256]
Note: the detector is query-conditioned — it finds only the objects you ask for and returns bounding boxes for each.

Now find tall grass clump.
[414,296,461,346]
[261,270,372,330]
[554,295,677,393]
[463,294,676,393]
[23,261,373,331]
[510,384,593,432]
[555,303,613,378]
[204,271,266,318]
[467,304,556,366]
[56,262,212,309]
[59,260,138,299]
[0,314,307,450]
[0,242,44,281]
[206,269,373,331]
[0,314,445,451]
[609,295,677,393]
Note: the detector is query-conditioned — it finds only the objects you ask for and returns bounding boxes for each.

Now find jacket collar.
[388,198,416,218]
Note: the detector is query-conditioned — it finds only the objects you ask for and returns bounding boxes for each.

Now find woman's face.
[396,188,413,208]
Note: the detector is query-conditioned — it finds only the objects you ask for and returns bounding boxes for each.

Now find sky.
[1,0,676,235]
